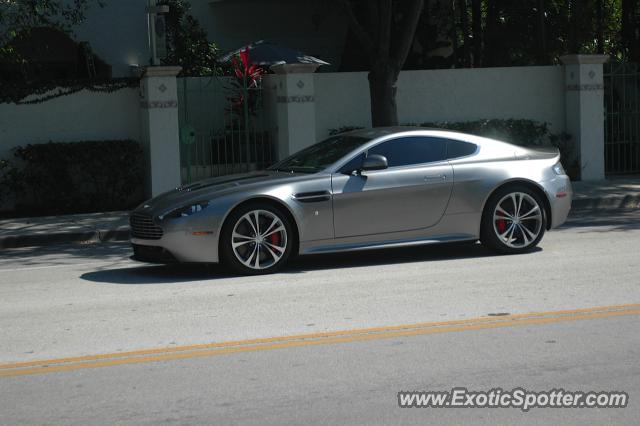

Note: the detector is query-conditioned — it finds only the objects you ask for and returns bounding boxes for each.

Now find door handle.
[424,174,447,183]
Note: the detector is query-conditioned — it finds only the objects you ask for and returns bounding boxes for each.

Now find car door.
[331,136,453,238]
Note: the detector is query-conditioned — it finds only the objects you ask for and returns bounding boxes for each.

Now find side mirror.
[361,154,388,172]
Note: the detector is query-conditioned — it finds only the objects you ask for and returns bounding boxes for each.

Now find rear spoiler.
[517,146,560,160]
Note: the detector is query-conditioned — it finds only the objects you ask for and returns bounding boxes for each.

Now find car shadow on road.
[80,242,534,284]
[81,263,233,284]
[283,242,542,274]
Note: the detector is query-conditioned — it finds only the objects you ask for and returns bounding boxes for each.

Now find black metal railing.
[177,77,276,183]
[604,62,640,175]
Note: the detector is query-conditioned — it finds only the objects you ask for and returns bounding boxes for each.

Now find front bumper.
[129,213,221,263]
[131,244,178,263]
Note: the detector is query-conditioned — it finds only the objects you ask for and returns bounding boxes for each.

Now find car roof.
[342,126,469,139]
[324,126,532,173]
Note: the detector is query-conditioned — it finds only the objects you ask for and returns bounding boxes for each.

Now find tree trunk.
[450,0,459,67]
[634,2,640,62]
[340,0,424,127]
[485,0,498,66]
[471,0,482,67]
[596,0,604,54]
[622,0,639,61]
[368,63,398,127]
[536,0,547,63]
[459,0,470,67]
[569,0,579,53]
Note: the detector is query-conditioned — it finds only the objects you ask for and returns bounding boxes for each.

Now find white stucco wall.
[314,65,566,141]
[0,65,566,161]
[314,71,371,140]
[0,88,141,159]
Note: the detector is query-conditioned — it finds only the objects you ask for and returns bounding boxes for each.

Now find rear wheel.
[220,203,294,275]
[480,185,546,254]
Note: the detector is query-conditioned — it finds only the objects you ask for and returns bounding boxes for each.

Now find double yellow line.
[2,303,639,378]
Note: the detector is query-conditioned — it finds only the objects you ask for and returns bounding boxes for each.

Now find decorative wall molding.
[140,100,178,109]
[276,95,315,104]
[559,54,609,65]
[566,84,604,92]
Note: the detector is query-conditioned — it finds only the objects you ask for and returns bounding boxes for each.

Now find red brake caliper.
[496,219,507,233]
[269,231,281,247]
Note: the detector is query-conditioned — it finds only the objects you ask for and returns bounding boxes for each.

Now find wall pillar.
[139,66,182,197]
[270,63,320,159]
[560,54,609,181]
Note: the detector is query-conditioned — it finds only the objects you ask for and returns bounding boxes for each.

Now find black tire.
[220,202,295,275]
[480,185,547,254]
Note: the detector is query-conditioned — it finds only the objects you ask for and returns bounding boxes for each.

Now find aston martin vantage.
[130,128,572,274]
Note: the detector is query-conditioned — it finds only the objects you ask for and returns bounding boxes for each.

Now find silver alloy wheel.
[492,192,543,249]
[231,209,288,270]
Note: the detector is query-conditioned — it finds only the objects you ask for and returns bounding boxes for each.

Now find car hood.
[136,171,312,216]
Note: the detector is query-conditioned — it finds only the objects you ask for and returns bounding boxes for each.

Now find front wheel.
[480,186,546,254]
[220,204,294,275]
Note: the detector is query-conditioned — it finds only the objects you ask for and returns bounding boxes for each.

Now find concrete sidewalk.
[571,178,640,210]
[0,211,130,249]
[0,178,638,250]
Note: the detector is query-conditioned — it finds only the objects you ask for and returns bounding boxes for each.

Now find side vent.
[292,190,331,203]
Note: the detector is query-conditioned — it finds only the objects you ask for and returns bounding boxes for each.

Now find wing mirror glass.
[361,154,388,172]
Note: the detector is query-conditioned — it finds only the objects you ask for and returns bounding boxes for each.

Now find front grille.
[130,213,163,240]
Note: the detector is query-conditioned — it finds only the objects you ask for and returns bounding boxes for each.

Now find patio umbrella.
[220,40,330,67]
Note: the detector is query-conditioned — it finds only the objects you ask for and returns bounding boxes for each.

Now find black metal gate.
[177,77,275,184]
[604,62,640,175]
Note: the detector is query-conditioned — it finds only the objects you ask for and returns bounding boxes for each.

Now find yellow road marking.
[1,303,638,378]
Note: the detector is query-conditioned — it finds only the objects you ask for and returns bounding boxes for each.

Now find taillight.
[552,162,566,176]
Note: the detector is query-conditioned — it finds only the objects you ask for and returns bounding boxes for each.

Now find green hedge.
[1,140,145,216]
[417,119,552,145]
[0,159,10,208]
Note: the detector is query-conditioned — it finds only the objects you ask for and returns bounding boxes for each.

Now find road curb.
[0,229,130,250]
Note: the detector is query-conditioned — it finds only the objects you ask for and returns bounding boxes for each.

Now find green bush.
[417,119,550,145]
[328,126,365,136]
[0,159,9,207]
[3,140,145,215]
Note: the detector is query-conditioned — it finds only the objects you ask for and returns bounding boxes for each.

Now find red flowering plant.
[227,49,266,120]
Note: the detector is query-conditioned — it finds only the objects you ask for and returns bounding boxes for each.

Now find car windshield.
[268,135,371,173]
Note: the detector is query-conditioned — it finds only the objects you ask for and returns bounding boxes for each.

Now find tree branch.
[369,0,379,50]
[339,0,374,55]
[378,0,393,59]
[391,0,424,71]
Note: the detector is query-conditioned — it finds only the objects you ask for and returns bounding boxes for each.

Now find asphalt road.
[1,209,639,425]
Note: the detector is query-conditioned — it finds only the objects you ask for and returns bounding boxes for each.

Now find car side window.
[367,137,447,168]
[446,140,478,159]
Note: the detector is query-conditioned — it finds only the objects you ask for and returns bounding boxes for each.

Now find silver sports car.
[130,127,572,275]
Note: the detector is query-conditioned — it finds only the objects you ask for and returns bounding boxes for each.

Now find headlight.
[552,162,566,175]
[160,201,210,220]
